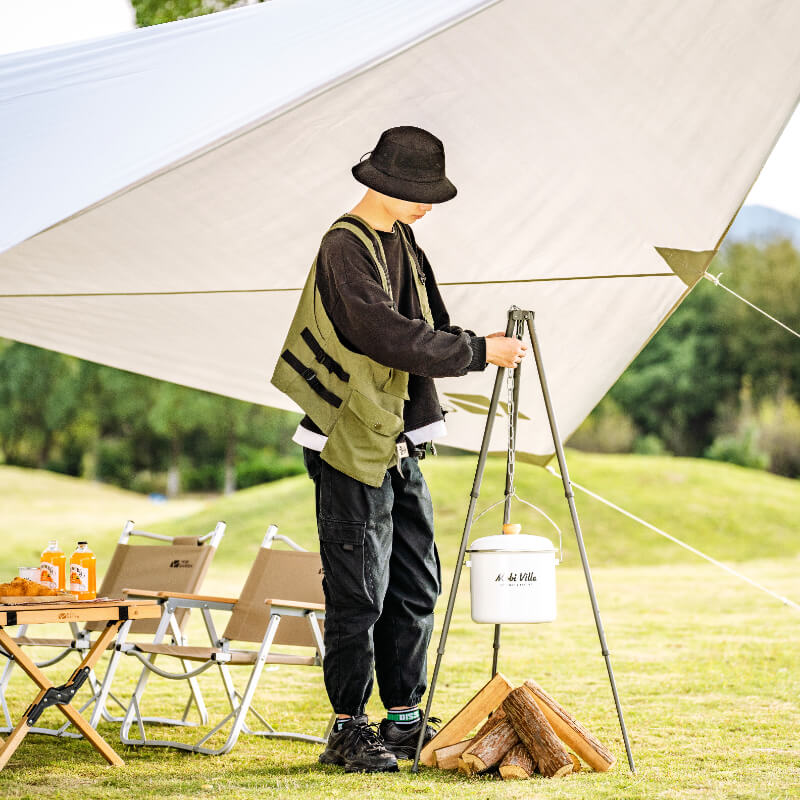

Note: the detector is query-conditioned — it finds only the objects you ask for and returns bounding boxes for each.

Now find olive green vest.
[270,213,434,487]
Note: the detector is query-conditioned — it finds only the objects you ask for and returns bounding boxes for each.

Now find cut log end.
[460,752,489,774]
[499,743,535,780]
[499,764,530,780]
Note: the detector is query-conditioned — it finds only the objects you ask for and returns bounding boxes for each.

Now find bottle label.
[70,564,89,593]
[41,561,58,589]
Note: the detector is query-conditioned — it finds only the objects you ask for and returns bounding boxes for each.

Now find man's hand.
[485,331,528,368]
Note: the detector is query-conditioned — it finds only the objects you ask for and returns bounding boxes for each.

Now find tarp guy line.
[0,273,679,300]
[545,466,800,613]
[703,272,800,341]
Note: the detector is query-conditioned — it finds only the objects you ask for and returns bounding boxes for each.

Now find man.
[271,125,527,773]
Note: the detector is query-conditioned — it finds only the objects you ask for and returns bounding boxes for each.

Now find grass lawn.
[0,454,797,799]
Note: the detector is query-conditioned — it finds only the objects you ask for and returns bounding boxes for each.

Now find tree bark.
[166,436,181,498]
[502,687,573,778]
[224,428,236,495]
[523,680,615,772]
[473,707,505,740]
[499,743,536,780]
[460,718,519,774]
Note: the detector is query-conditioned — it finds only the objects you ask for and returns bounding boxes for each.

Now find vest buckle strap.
[300,327,350,383]
[281,349,343,409]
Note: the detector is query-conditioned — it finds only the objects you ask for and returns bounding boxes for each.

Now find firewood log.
[499,743,535,780]
[434,739,473,770]
[473,707,505,740]
[420,673,513,766]
[460,718,519,774]
[523,680,615,771]
[502,687,573,778]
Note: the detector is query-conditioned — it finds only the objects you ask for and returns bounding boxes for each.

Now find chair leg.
[119,650,157,745]
[168,613,208,725]
[88,619,131,729]
[210,614,282,755]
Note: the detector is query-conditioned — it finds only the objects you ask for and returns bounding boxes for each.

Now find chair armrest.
[264,598,325,612]
[121,588,162,599]
[123,588,238,606]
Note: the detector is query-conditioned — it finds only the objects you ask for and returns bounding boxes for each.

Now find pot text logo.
[495,572,536,583]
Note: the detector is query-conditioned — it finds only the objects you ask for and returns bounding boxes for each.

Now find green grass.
[0,454,798,799]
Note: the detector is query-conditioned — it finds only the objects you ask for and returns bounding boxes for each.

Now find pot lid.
[468,533,555,553]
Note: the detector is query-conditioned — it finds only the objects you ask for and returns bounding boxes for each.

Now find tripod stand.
[412,307,636,773]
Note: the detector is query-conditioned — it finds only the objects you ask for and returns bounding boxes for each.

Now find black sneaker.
[378,715,441,760]
[318,715,399,773]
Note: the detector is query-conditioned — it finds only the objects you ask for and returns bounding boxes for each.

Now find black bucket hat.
[351,125,457,204]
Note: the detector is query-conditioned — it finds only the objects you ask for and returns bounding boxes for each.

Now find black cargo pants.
[302,446,441,716]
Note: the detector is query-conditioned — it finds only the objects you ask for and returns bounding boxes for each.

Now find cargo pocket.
[318,514,372,607]
[322,390,404,488]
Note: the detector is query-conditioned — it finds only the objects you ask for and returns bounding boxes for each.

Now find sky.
[0,0,136,54]
[0,0,798,220]
[742,105,800,219]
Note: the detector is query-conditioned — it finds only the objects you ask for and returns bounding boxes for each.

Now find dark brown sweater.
[299,219,486,437]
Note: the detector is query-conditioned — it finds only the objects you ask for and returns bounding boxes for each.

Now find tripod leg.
[411,312,515,773]
[526,314,636,773]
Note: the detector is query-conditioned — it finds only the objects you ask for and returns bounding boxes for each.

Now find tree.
[0,343,82,468]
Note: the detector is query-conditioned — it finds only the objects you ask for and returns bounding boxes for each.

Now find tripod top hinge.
[509,307,534,321]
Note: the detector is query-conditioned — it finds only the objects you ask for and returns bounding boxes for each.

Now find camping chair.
[119,524,331,755]
[0,519,225,737]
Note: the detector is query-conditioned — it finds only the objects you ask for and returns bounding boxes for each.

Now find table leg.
[0,623,124,768]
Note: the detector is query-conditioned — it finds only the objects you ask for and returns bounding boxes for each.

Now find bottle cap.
[502,523,522,535]
[77,541,87,545]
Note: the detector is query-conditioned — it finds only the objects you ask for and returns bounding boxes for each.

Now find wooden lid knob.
[502,523,522,535]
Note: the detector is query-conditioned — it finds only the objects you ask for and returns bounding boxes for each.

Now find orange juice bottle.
[69,542,96,600]
[40,540,66,591]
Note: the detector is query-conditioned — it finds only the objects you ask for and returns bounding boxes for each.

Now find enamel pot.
[467,528,557,624]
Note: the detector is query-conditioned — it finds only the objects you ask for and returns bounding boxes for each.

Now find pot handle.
[512,494,563,564]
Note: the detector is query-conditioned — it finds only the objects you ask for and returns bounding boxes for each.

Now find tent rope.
[703,272,800,340]
[0,273,678,300]
[544,465,800,612]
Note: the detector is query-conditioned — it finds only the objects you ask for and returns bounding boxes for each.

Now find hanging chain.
[506,318,521,498]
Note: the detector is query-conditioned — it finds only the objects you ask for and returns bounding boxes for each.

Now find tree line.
[0,349,302,496]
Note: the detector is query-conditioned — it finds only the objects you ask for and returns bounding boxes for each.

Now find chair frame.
[119,525,333,755]
[0,519,225,737]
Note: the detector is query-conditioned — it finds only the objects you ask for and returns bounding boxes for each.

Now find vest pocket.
[321,389,404,488]
[317,515,372,607]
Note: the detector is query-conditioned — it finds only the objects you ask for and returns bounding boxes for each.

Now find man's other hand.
[485,333,528,368]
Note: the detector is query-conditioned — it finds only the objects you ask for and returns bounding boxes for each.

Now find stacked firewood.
[419,674,615,780]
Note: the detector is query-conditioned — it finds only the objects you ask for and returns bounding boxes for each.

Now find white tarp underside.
[1,0,799,459]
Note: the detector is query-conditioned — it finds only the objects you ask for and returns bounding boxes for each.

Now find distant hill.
[726,204,800,247]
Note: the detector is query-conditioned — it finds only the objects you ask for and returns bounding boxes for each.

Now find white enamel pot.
[467,531,557,624]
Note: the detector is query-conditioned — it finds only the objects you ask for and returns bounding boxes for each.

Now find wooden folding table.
[0,597,160,769]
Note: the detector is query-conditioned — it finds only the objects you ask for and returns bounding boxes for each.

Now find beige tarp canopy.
[1,0,799,459]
